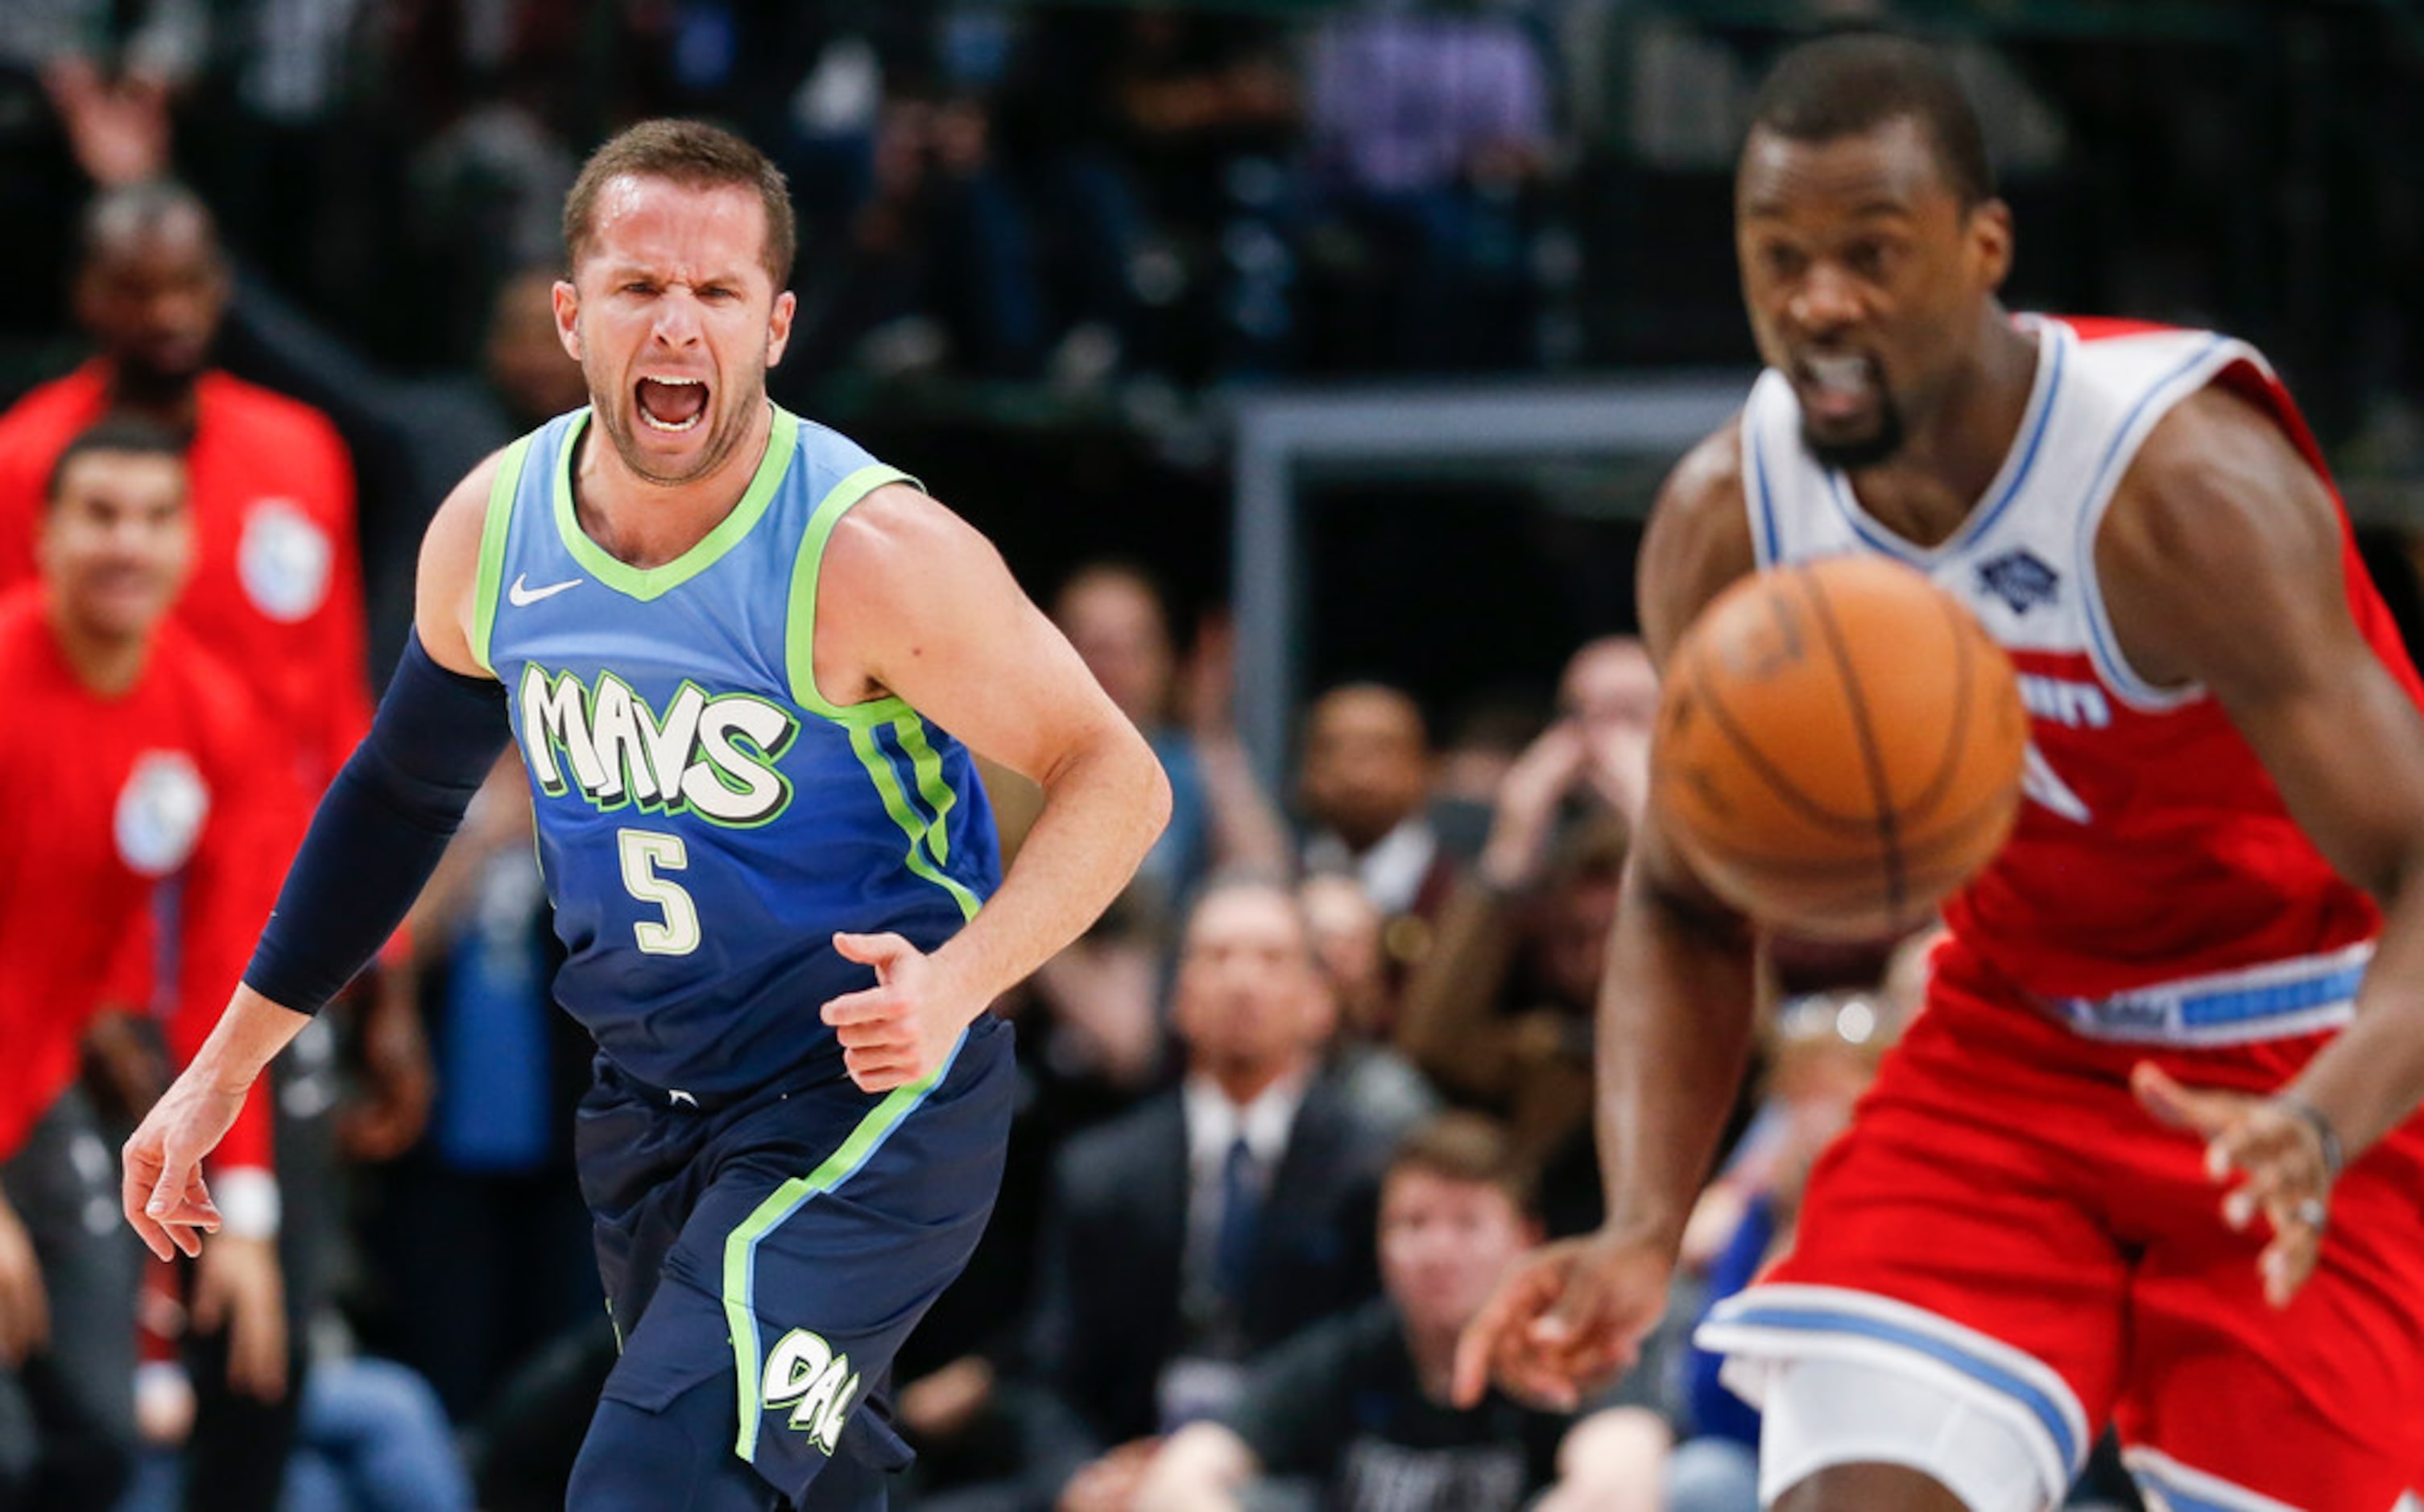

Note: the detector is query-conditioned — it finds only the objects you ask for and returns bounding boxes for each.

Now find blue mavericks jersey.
[470,406,999,1096]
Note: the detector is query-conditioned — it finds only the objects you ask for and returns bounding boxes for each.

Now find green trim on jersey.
[891,716,962,868]
[779,464,979,923]
[850,720,983,923]
[469,434,535,674]
[782,462,920,720]
[720,1041,960,1464]
[550,406,801,602]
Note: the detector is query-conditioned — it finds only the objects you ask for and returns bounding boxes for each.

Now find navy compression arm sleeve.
[243,632,512,1013]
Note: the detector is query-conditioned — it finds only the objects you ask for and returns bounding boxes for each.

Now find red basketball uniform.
[0,363,374,794]
[0,589,298,1171]
[0,362,383,1002]
[1694,317,2424,1512]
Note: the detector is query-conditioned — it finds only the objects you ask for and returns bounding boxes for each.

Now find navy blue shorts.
[572,1013,1014,1506]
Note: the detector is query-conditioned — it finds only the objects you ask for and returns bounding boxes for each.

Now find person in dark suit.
[1026,872,1420,1512]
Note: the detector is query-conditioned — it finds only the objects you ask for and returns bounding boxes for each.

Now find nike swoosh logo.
[508,573,583,606]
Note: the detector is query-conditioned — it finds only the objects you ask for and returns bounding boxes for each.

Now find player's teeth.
[1810,357,1868,393]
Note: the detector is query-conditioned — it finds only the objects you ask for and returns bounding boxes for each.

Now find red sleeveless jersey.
[1738,315,2417,1019]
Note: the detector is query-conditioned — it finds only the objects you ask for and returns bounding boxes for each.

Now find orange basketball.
[1649,556,2029,941]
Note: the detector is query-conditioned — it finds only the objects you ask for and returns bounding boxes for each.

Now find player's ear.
[552,279,581,362]
[1967,198,2014,292]
[766,288,796,368]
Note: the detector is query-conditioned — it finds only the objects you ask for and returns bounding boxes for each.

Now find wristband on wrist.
[2274,1094,2346,1183]
[211,1167,281,1240]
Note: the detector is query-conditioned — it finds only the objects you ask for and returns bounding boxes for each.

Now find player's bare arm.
[2102,385,2424,1301]
[124,450,511,1260]
[412,448,508,679]
[1603,420,1766,1250]
[810,484,1172,1093]
[1454,421,1767,1408]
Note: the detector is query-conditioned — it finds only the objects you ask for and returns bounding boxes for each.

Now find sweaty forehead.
[580,176,768,280]
[1737,117,1961,223]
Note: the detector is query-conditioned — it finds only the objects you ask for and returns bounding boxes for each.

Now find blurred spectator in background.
[1135,1113,1671,1512]
[1027,875,1412,1511]
[779,73,1047,387]
[395,35,581,367]
[1556,635,1658,824]
[1300,874,1442,1166]
[997,6,1301,386]
[122,1328,474,1512]
[1392,635,1653,1207]
[1301,0,1558,373]
[0,179,414,1512]
[1300,873,1392,1046]
[1396,809,1625,1237]
[0,180,372,844]
[216,261,589,671]
[0,419,295,1512]
[1053,560,1289,928]
[1298,682,1461,1003]
[1428,692,1545,865]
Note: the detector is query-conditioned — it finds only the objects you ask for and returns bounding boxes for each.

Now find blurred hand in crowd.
[1060,1437,1160,1512]
[85,1006,170,1126]
[192,1233,286,1400]
[1557,638,1657,824]
[898,1354,996,1444]
[0,1190,50,1367]
[45,56,172,188]
[337,965,434,1163]
[1476,718,1590,894]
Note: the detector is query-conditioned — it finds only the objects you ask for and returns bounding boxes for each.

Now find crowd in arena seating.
[19,2,2424,1510]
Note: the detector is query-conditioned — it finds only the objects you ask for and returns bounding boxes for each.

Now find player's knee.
[569,1382,780,1512]
[1772,1461,1970,1512]
[1756,1354,2061,1512]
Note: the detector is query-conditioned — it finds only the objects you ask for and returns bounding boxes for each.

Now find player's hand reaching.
[122,1070,244,1260]
[2132,1062,2339,1308]
[1451,1228,1673,1411]
[823,932,975,1093]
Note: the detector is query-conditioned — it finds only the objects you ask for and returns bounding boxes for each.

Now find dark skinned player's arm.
[2103,386,2424,1159]
[1596,419,1769,1253]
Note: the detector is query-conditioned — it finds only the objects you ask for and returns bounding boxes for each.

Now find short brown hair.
[47,415,188,510]
[1386,1113,1538,1217]
[562,118,797,289]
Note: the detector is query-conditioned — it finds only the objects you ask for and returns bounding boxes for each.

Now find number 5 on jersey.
[618,828,701,956]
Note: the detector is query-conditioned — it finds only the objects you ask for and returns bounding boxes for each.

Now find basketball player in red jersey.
[1454,34,2424,1512]
[0,419,296,1502]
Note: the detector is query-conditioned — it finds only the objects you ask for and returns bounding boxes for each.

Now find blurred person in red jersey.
[0,419,296,1510]
[0,180,424,1512]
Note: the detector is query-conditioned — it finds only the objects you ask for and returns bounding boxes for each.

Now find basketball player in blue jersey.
[117,120,1172,1510]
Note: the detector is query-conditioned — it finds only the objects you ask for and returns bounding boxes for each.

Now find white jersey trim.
[2123,1445,2304,1512]
[2070,330,2248,713]
[1735,319,2285,718]
[2035,940,2372,1048]
[1820,320,2070,570]
[1696,1282,2089,1496]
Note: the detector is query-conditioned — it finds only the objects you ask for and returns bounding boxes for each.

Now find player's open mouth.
[635,377,709,433]
[1797,353,1880,423]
